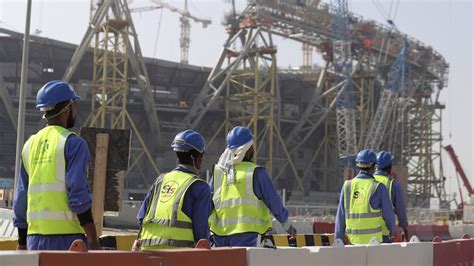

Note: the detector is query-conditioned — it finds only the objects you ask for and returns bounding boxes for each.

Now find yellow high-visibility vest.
[140,170,202,250]
[22,125,84,235]
[374,174,394,236]
[209,162,272,236]
[343,177,383,244]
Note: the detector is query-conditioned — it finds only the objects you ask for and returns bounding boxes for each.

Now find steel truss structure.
[65,0,160,185]
[186,0,449,202]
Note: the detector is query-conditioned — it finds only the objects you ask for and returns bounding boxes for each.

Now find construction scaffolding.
[186,0,449,203]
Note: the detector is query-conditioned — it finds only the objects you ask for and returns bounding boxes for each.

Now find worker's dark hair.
[357,166,371,172]
[381,165,392,173]
[44,100,71,120]
[176,150,202,165]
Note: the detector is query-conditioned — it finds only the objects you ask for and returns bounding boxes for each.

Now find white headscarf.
[216,140,253,184]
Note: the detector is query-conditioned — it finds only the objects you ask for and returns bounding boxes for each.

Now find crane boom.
[444,145,474,196]
[151,0,211,27]
[365,39,409,150]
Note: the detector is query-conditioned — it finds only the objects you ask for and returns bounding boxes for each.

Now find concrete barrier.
[306,245,367,266]
[366,242,433,266]
[0,251,38,266]
[448,224,474,239]
[246,247,313,266]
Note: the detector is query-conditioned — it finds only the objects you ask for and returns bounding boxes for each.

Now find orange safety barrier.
[409,225,434,242]
[37,239,247,266]
[432,225,452,240]
[39,251,162,266]
[313,222,334,234]
[433,235,474,266]
[149,248,247,266]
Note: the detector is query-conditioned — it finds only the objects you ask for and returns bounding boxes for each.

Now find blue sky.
[1,0,472,202]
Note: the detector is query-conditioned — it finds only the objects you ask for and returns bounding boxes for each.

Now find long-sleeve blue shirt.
[13,133,92,250]
[374,170,408,231]
[136,165,211,242]
[209,164,289,247]
[334,172,396,242]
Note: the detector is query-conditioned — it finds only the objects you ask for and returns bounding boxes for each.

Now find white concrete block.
[292,221,314,234]
[366,242,433,266]
[449,224,464,239]
[246,247,313,266]
[0,251,38,266]
[306,245,367,266]
[462,224,474,238]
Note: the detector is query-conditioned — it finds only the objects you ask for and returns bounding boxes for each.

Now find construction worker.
[374,151,409,242]
[209,126,296,247]
[335,149,396,245]
[136,130,211,250]
[13,80,101,250]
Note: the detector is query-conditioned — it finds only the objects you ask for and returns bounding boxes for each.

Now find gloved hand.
[282,221,297,238]
[287,225,297,238]
[403,229,409,242]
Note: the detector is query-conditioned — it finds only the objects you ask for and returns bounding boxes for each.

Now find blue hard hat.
[227,126,253,149]
[36,80,81,111]
[171,129,205,154]
[376,151,393,169]
[355,149,377,166]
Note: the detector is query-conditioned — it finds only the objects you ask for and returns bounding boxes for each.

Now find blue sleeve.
[13,161,28,229]
[64,136,92,214]
[136,183,155,226]
[253,167,288,224]
[372,184,396,236]
[334,185,346,240]
[391,180,408,230]
[182,181,211,241]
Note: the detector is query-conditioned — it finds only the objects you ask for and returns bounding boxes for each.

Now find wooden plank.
[92,133,109,236]
[81,127,131,212]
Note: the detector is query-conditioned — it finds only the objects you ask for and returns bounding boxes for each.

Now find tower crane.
[150,0,211,64]
[330,0,357,164]
[92,0,211,64]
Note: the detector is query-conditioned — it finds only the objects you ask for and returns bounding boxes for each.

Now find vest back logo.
[160,181,179,203]
[353,189,367,204]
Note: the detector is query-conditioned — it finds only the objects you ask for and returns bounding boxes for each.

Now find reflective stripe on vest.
[374,174,394,236]
[343,178,383,244]
[210,162,272,235]
[140,171,200,249]
[22,126,84,235]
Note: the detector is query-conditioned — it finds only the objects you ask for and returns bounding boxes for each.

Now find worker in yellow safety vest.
[13,80,101,250]
[374,151,409,242]
[209,126,297,247]
[334,149,396,244]
[135,130,211,250]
